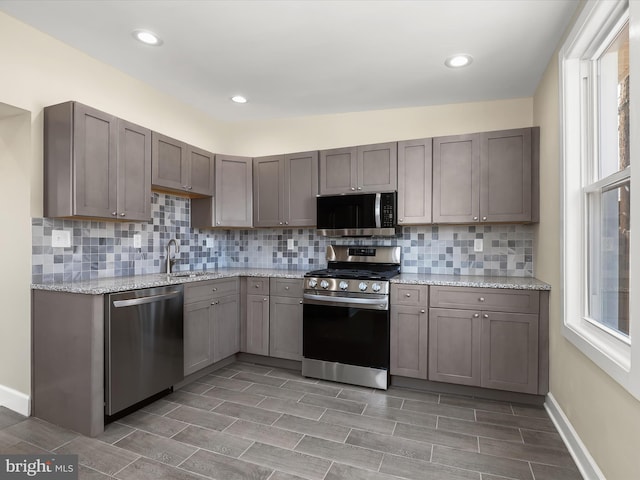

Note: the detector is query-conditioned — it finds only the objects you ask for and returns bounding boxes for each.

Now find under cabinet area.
[253,151,318,227]
[44,101,152,221]
[183,278,240,376]
[390,284,429,379]
[428,286,544,394]
[151,132,215,197]
[319,142,397,194]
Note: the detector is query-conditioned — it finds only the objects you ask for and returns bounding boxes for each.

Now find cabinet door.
[481,311,538,394]
[319,147,357,194]
[215,155,253,227]
[213,295,240,363]
[117,120,151,221]
[73,103,118,218]
[398,139,432,225]
[390,306,428,379]
[428,308,481,386]
[151,132,188,192]
[184,300,213,376]
[357,142,397,192]
[245,294,270,355]
[253,155,283,227]
[187,146,215,196]
[284,151,318,226]
[432,134,480,223]
[480,128,532,223]
[269,296,303,360]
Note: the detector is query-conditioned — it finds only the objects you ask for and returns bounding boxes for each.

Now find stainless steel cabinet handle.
[479,297,485,302]
[357,186,362,190]
[212,288,217,291]
[420,309,425,313]
[188,186,193,190]
[405,293,411,297]
[264,298,268,301]
[351,187,356,191]
[111,211,117,216]
[285,221,289,225]
[299,300,303,304]
[483,314,489,318]
[120,212,126,217]
[473,216,479,221]
[473,313,480,318]
[284,286,289,290]
[399,218,404,222]
[216,221,221,225]
[279,222,283,225]
[482,216,487,221]
[255,284,260,288]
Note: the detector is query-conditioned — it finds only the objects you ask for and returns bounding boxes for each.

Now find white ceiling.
[0,0,579,122]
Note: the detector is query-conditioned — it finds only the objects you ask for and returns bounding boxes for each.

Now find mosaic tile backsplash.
[32,193,535,283]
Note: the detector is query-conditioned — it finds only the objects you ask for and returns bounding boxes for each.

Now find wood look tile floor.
[0,362,583,480]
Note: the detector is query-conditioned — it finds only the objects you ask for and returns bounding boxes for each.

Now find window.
[561,0,640,399]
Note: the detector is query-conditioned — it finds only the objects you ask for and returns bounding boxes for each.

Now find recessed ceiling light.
[132,29,162,46]
[445,54,473,68]
[231,95,248,104]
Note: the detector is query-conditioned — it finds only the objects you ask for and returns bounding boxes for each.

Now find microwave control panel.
[381,194,396,227]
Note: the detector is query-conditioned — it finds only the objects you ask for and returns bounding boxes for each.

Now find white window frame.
[560,0,640,400]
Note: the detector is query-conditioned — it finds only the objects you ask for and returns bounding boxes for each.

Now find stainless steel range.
[302,245,401,389]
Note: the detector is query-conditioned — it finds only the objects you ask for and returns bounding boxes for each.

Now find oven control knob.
[339,281,349,290]
[308,279,317,288]
[371,283,382,293]
[320,280,330,289]
[359,282,368,291]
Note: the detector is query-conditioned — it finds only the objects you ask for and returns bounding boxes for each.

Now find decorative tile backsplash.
[31,193,535,283]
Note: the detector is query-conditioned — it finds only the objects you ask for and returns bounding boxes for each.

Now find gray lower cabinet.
[428,286,542,394]
[184,278,240,375]
[390,284,428,379]
[253,151,318,227]
[244,277,270,356]
[432,127,538,224]
[397,138,432,225]
[319,142,397,194]
[269,278,303,361]
[151,132,215,197]
[44,101,152,221]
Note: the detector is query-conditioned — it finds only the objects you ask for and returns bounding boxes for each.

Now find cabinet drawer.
[430,286,539,314]
[391,284,428,306]
[270,278,303,297]
[247,277,270,295]
[185,278,238,303]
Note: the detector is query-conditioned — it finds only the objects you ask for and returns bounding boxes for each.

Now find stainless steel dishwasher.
[105,285,184,416]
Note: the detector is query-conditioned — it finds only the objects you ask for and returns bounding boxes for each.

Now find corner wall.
[532,22,640,480]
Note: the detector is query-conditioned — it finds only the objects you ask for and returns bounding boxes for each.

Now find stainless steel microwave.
[316,192,400,237]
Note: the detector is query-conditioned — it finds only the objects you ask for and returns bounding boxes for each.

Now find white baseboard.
[545,393,605,480]
[0,384,30,416]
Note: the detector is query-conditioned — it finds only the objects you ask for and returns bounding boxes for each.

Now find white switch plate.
[205,238,215,248]
[287,238,295,250]
[474,238,483,252]
[51,229,71,248]
[133,234,142,248]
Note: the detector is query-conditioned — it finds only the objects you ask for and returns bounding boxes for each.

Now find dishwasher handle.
[112,290,182,308]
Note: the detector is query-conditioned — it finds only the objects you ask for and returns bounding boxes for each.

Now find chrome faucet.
[166,239,180,274]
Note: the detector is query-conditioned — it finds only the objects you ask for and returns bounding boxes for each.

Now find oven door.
[302,293,390,370]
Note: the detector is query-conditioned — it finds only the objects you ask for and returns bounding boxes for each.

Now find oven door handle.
[303,293,388,310]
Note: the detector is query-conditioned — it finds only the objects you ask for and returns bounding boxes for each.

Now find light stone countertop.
[391,273,551,290]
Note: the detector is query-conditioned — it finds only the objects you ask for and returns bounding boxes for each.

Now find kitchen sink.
[168,271,210,278]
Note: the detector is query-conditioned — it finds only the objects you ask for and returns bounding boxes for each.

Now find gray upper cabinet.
[319,142,397,194]
[151,132,215,197]
[44,101,151,221]
[191,155,253,228]
[480,128,532,223]
[432,133,480,224]
[433,128,537,224]
[253,151,318,227]
[397,138,432,225]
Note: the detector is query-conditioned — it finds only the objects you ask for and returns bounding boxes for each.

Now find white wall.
[533,8,640,478]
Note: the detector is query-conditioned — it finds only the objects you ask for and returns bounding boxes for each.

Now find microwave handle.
[374,193,381,228]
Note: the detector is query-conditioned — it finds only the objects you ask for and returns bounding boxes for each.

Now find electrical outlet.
[133,234,142,248]
[51,230,71,248]
[287,238,295,250]
[205,238,215,248]
[474,238,483,252]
